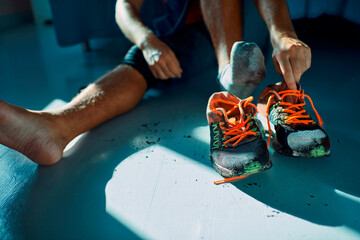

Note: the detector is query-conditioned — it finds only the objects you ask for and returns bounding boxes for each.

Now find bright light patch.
[191,126,209,145]
[63,133,87,154]
[335,189,360,204]
[105,145,257,239]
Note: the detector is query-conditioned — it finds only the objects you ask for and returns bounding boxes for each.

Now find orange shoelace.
[265,89,323,148]
[211,97,259,184]
[210,97,259,148]
[214,175,249,185]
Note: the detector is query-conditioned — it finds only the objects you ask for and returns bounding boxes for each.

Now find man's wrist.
[137,29,155,50]
[270,30,298,45]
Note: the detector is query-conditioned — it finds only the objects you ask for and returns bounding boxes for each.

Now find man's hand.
[272,35,311,89]
[116,0,181,80]
[140,33,182,80]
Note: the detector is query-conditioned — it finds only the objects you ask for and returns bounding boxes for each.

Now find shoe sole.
[272,139,331,158]
[210,155,272,178]
[256,113,331,158]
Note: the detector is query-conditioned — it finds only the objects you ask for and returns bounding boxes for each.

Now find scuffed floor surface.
[0,23,359,240]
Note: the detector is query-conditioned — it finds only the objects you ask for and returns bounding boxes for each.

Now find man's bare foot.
[0,100,68,165]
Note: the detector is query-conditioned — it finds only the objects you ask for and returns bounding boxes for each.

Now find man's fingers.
[149,67,159,79]
[272,36,312,89]
[167,59,182,78]
[158,53,182,79]
[305,46,311,69]
[300,41,312,69]
[156,67,169,80]
[289,51,302,84]
[290,46,311,84]
[147,49,182,80]
[159,61,177,79]
[272,56,282,75]
[156,68,168,79]
[150,65,168,80]
[150,62,176,80]
[142,37,182,79]
[169,50,183,74]
[278,57,297,90]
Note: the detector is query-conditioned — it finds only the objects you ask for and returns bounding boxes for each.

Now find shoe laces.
[210,97,259,148]
[265,89,323,148]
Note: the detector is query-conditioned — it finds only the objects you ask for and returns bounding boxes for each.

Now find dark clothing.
[153,0,202,37]
[122,21,216,89]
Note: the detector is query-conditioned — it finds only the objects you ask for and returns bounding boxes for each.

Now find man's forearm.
[253,0,297,43]
[254,0,311,89]
[115,0,152,48]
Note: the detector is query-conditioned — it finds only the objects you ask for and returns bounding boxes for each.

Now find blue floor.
[0,23,360,240]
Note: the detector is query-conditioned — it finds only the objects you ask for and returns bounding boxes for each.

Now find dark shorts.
[122,21,217,89]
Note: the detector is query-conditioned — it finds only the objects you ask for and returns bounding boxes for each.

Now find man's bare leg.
[0,65,147,165]
[200,0,243,70]
[200,0,266,98]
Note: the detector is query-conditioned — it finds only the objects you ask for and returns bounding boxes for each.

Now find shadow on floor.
[16,75,360,238]
[233,143,360,232]
[4,31,360,238]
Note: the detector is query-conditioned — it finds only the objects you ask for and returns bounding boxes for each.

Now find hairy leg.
[200,0,243,71]
[0,65,147,165]
[200,0,266,99]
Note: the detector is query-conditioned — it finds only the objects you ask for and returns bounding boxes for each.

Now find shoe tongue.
[208,107,229,125]
[279,81,302,104]
[225,105,240,126]
[219,105,242,127]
